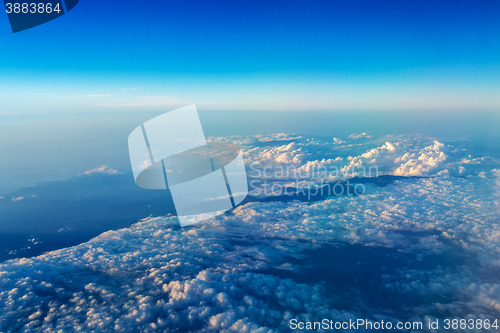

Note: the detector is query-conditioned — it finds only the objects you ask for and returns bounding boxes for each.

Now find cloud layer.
[1,133,499,332]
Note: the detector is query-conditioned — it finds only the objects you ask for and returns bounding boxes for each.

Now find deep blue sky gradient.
[2,0,500,73]
[0,0,499,111]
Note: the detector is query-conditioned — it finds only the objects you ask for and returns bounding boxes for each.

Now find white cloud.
[11,196,24,202]
[81,165,120,175]
[244,133,493,184]
[393,140,447,176]
[257,133,303,142]
[348,132,373,139]
[1,133,499,332]
[2,169,500,330]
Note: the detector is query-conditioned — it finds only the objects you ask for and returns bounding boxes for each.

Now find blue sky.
[2,2,500,329]
[1,0,499,112]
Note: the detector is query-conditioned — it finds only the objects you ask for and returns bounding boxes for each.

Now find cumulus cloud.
[2,167,500,331]
[256,133,303,143]
[240,133,494,186]
[393,140,447,176]
[81,165,120,175]
[1,132,499,332]
[0,215,360,332]
[11,196,24,202]
[348,132,373,139]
